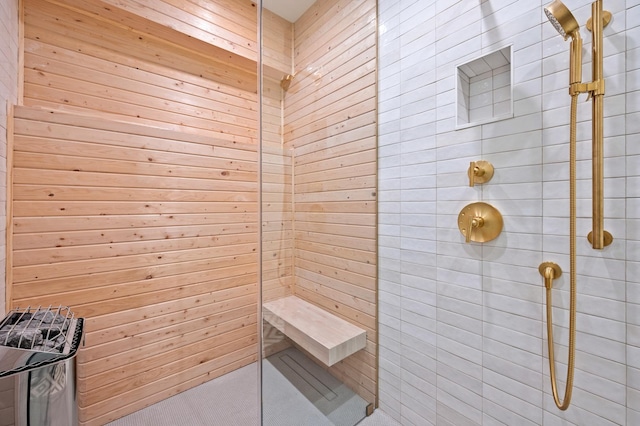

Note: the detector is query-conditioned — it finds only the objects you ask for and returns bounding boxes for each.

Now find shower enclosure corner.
[258,0,379,424]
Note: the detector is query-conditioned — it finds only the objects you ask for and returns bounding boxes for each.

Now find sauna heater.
[0,306,84,426]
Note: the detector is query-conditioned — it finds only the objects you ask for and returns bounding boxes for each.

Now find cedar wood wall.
[7,0,376,423]
[284,0,378,404]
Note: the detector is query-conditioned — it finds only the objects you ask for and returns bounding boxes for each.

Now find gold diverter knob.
[468,160,494,187]
[458,202,503,243]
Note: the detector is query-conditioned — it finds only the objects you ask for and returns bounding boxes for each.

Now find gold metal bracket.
[586,10,612,32]
[539,262,562,290]
[569,79,605,98]
[458,202,503,243]
[467,160,494,187]
[587,230,613,247]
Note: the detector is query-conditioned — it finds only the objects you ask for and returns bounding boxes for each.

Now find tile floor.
[107,348,400,426]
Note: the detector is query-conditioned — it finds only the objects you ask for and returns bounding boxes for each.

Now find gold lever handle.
[458,202,502,243]
[467,160,494,187]
[468,162,480,187]
[465,216,484,243]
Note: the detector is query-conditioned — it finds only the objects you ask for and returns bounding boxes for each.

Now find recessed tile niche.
[456,46,512,128]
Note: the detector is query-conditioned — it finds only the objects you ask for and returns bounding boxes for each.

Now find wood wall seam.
[5,102,15,313]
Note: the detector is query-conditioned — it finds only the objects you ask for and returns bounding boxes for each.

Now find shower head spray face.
[544,0,580,40]
[280,74,293,91]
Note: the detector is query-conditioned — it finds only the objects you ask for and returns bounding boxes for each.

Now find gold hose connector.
[539,93,579,411]
[540,259,575,411]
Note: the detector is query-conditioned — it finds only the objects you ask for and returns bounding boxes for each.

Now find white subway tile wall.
[456,47,513,127]
[378,0,639,425]
[0,0,18,315]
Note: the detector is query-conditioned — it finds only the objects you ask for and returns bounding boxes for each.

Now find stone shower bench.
[262,295,367,366]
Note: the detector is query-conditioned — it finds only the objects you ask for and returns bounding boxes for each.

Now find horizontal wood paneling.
[259,5,289,313]
[0,0,19,315]
[262,8,293,77]
[88,347,257,425]
[47,0,291,82]
[10,105,258,425]
[261,146,293,302]
[259,0,291,350]
[283,0,378,406]
[23,0,258,143]
[49,0,258,71]
[11,1,378,424]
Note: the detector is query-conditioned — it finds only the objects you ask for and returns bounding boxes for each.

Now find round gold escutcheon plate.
[587,230,614,247]
[586,10,612,32]
[457,202,503,243]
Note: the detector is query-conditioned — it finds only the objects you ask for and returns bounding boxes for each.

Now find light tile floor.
[107,348,400,426]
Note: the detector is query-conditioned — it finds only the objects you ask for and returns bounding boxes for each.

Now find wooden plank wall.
[284,0,378,405]
[11,106,259,425]
[261,143,293,303]
[9,0,377,422]
[49,0,259,67]
[260,142,293,356]
[262,9,293,77]
[260,12,293,306]
[11,0,270,424]
[23,0,257,144]
[260,11,293,356]
[0,0,20,315]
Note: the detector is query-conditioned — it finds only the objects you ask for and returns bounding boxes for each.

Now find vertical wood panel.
[283,0,378,406]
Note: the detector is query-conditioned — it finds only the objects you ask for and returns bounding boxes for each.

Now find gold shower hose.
[545,94,578,410]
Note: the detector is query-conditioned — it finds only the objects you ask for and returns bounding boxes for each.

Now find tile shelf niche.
[456,46,513,129]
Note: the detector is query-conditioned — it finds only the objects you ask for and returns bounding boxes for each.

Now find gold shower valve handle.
[467,160,494,187]
[458,202,503,243]
[465,216,484,243]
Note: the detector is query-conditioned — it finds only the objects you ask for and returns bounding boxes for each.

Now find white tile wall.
[0,0,18,316]
[456,48,512,126]
[627,3,640,425]
[378,0,639,424]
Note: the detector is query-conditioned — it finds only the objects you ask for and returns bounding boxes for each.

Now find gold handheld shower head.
[545,0,583,86]
[544,0,580,40]
[280,66,324,92]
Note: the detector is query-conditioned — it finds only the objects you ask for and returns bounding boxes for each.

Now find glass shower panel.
[259,0,378,424]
